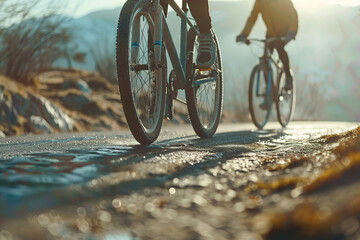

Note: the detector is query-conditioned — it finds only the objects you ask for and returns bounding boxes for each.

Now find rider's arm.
[240,0,260,37]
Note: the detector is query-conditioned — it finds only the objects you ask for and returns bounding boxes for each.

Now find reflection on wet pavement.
[0,147,130,193]
[0,130,251,215]
[1,124,359,240]
[0,127,327,217]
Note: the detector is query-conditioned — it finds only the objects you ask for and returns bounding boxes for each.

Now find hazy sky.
[64,0,360,17]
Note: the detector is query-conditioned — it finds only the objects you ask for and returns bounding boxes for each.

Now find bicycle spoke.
[117,0,168,144]
[127,10,162,130]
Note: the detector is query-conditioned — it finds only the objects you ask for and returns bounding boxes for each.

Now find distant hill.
[55,0,359,122]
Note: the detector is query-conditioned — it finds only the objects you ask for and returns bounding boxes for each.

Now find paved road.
[0,121,359,240]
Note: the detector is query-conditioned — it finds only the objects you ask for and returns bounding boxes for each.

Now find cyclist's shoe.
[284,75,293,91]
[259,101,269,110]
[196,32,216,69]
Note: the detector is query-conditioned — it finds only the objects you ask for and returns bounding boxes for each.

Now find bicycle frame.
[255,40,283,98]
[243,36,294,129]
[136,0,200,90]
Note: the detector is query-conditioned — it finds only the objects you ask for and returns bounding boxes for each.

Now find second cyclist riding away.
[236,0,298,129]
[236,0,298,91]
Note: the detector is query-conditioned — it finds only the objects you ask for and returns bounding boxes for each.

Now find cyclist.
[236,0,298,90]
[161,0,215,68]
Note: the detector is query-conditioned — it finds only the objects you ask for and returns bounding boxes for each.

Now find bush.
[0,0,77,84]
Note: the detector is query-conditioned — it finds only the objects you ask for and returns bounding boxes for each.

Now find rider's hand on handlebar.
[236,34,250,45]
[286,31,296,42]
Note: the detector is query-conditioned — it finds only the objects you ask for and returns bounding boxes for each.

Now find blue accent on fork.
[266,59,272,99]
[256,70,260,96]
[131,42,138,47]
[154,41,161,46]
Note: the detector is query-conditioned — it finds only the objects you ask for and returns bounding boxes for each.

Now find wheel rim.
[129,9,163,134]
[250,68,271,128]
[277,73,294,126]
[192,36,221,130]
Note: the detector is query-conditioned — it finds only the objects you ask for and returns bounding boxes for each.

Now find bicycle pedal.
[192,76,217,87]
[197,68,212,71]
[195,69,212,78]
[192,69,218,87]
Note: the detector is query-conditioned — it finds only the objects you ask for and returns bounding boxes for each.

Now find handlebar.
[243,36,288,44]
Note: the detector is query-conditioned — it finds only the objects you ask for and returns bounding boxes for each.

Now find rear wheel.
[185,29,223,138]
[248,64,273,129]
[116,0,167,144]
[276,70,296,127]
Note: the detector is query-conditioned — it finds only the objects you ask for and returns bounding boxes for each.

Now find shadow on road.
[0,129,287,218]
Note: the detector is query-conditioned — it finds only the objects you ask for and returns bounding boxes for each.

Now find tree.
[0,0,76,84]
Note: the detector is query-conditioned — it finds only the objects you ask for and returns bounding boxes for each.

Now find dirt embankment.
[0,69,129,136]
[0,69,213,137]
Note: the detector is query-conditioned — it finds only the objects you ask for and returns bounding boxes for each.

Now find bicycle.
[116,0,223,145]
[240,37,296,129]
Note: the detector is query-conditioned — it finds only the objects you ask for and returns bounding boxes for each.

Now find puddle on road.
[1,126,358,240]
[0,126,347,219]
[0,146,135,200]
[0,128,329,202]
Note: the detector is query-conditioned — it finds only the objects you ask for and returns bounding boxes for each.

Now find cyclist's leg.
[276,43,291,77]
[160,0,168,16]
[187,0,212,34]
[187,0,215,68]
[274,40,293,90]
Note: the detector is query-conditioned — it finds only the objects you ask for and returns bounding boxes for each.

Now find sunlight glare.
[294,0,360,6]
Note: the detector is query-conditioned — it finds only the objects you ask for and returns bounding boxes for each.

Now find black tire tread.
[248,64,273,129]
[185,29,223,138]
[116,0,166,144]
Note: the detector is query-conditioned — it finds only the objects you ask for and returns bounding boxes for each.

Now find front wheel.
[116,0,167,145]
[185,29,223,138]
[248,64,273,129]
[276,70,296,127]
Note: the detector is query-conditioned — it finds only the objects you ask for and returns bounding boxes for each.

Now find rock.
[27,116,52,134]
[61,79,91,94]
[36,96,74,132]
[76,79,91,93]
[0,130,5,137]
[12,92,74,132]
[61,92,90,112]
[61,92,104,116]
[0,87,18,125]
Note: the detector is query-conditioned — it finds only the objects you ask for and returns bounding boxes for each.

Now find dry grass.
[245,177,308,194]
[266,156,311,172]
[261,126,360,239]
[251,126,360,195]
[304,126,360,193]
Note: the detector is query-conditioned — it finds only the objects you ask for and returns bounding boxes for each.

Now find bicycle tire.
[116,0,167,145]
[185,28,223,138]
[248,64,273,129]
[276,70,296,127]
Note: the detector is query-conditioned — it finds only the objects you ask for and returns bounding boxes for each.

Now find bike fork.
[152,1,163,68]
[266,59,272,101]
[130,1,163,67]
[255,70,260,96]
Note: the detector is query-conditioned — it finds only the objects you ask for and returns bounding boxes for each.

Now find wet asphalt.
[0,121,358,239]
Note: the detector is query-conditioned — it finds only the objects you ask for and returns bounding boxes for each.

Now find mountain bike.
[116,0,223,144]
[241,37,296,129]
